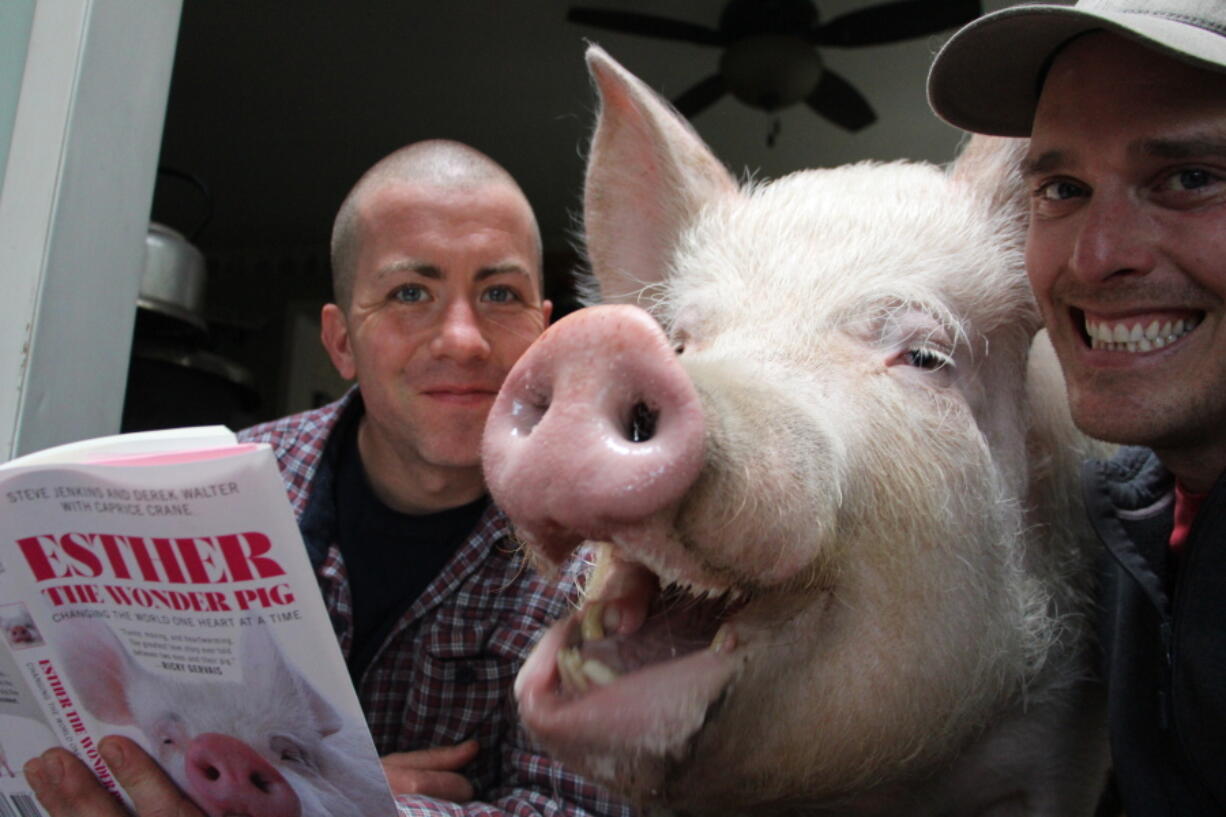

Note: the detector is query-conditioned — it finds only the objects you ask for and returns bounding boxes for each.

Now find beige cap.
[927,0,1226,137]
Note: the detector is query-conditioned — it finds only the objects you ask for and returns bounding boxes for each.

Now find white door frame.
[0,0,182,459]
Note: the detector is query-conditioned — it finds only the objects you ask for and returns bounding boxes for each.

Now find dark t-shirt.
[333,418,488,682]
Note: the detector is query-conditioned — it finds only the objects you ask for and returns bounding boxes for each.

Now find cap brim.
[928,4,1226,136]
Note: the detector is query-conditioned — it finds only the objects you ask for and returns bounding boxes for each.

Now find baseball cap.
[927,0,1226,136]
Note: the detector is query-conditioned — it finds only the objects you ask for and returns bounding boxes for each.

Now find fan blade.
[566,8,726,46]
[805,70,876,131]
[672,74,727,119]
[811,0,981,47]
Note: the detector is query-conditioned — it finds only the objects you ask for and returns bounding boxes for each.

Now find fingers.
[25,748,128,817]
[96,737,203,817]
[380,741,480,802]
[24,738,204,817]
[381,740,480,773]
[382,768,475,803]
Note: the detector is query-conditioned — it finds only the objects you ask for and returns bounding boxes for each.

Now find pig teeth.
[557,646,620,693]
[581,658,619,686]
[558,646,590,694]
[710,622,737,654]
[581,603,606,641]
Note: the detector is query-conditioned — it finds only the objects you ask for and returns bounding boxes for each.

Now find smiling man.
[24,141,633,817]
[929,1,1226,814]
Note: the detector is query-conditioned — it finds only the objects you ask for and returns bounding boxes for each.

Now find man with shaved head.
[25,141,633,817]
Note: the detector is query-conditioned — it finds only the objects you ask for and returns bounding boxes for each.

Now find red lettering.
[94,534,133,580]
[175,537,223,583]
[17,532,285,585]
[60,532,104,578]
[122,536,162,582]
[218,532,285,581]
[17,535,64,581]
[152,539,187,583]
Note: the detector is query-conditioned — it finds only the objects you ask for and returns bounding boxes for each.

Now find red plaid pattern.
[239,393,635,817]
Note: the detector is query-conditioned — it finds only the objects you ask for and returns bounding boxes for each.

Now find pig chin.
[514,545,750,794]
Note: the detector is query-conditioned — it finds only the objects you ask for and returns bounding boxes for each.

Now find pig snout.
[184,733,300,817]
[483,305,705,564]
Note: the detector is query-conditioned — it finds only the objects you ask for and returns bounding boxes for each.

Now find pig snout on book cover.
[57,621,388,817]
[481,46,1111,817]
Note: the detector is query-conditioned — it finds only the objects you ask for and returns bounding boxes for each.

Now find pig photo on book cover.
[56,619,389,817]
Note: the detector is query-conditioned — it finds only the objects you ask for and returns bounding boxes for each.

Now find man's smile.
[1078,310,1203,354]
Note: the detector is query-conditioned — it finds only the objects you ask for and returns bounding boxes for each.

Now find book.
[0,426,396,817]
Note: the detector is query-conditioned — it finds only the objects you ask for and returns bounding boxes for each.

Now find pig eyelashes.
[898,347,955,371]
[270,735,319,773]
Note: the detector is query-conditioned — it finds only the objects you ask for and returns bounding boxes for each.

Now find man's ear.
[320,303,357,381]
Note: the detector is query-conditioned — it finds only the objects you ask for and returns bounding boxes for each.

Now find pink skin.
[321,179,551,513]
[184,733,300,817]
[483,305,706,565]
[485,305,745,763]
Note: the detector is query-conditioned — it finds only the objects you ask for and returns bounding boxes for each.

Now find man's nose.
[430,299,492,362]
[1069,192,1156,283]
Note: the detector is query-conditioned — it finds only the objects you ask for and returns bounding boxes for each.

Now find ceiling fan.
[567,0,982,133]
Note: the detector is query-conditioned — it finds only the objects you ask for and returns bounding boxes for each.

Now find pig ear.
[57,621,139,725]
[948,135,1030,242]
[583,45,738,305]
[242,627,344,737]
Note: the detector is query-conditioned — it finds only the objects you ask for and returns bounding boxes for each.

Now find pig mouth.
[516,550,749,771]
[556,579,744,694]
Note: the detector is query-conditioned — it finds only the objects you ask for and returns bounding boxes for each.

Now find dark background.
[131,0,994,430]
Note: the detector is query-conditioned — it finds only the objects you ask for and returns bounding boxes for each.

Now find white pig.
[3,608,43,647]
[481,47,1110,816]
[57,622,389,817]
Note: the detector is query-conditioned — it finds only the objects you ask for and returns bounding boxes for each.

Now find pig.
[480,46,1110,817]
[3,608,43,647]
[57,621,389,817]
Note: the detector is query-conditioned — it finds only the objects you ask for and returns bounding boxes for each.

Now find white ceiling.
[154,0,1016,258]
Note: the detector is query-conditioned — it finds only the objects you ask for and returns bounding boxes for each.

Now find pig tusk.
[582,603,606,641]
[581,658,619,686]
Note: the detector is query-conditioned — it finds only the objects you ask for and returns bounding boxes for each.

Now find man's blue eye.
[394,285,426,303]
[1038,180,1083,201]
[1170,168,1214,191]
[484,285,519,304]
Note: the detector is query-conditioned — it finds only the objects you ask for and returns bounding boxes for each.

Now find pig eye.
[150,715,188,752]
[270,735,317,772]
[901,347,953,371]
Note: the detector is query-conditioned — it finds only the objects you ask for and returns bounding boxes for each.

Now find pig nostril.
[628,402,659,443]
[510,392,551,437]
[250,772,273,793]
[202,766,220,782]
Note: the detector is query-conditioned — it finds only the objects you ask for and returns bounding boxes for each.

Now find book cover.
[0,427,396,817]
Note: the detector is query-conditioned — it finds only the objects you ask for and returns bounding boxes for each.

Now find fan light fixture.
[568,0,982,134]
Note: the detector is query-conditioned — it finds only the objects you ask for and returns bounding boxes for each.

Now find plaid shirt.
[239,391,634,817]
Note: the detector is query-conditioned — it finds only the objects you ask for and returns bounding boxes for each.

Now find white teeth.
[581,658,618,686]
[1085,315,1200,353]
[557,645,621,693]
[581,603,605,641]
[711,623,737,654]
[558,647,589,694]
